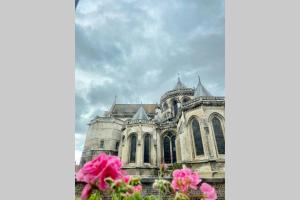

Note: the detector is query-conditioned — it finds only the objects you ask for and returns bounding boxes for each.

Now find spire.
[194,75,212,97]
[107,95,117,117]
[173,73,187,90]
[114,95,117,104]
[132,105,149,120]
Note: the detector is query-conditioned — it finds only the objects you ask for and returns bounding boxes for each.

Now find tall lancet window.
[173,100,178,116]
[144,134,151,163]
[212,117,225,154]
[129,134,137,163]
[163,132,176,163]
[171,135,177,163]
[191,118,204,156]
[163,136,171,163]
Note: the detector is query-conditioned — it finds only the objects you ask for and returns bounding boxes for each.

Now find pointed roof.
[132,105,149,120]
[173,77,187,90]
[194,76,212,97]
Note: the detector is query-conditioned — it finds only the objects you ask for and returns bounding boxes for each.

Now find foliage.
[76,153,217,200]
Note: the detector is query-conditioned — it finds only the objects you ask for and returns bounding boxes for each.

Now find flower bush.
[76,153,217,200]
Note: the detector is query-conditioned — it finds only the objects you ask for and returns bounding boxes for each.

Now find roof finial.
[114,95,117,103]
[173,72,187,90]
[198,75,201,83]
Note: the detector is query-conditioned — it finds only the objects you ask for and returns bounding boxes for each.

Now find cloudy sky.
[75,0,224,164]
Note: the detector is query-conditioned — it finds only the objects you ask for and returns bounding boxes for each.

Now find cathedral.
[80,76,225,180]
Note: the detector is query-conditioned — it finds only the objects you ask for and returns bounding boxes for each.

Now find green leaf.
[143,195,159,200]
[88,190,102,200]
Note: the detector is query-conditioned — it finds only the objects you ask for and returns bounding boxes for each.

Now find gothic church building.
[80,76,225,180]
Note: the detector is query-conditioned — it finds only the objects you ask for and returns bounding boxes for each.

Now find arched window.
[212,117,225,154]
[163,132,176,163]
[171,135,177,163]
[191,118,204,156]
[173,100,178,116]
[163,102,168,111]
[163,136,171,163]
[144,134,151,163]
[129,134,137,163]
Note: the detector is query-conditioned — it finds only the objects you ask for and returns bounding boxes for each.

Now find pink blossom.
[171,168,201,193]
[133,185,142,192]
[80,184,92,200]
[122,175,132,184]
[76,153,123,191]
[200,183,217,200]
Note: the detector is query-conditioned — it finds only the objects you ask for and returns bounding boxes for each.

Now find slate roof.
[173,77,187,90]
[110,104,157,115]
[132,106,150,120]
[194,76,212,97]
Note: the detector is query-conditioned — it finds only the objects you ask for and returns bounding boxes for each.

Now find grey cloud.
[75,0,224,137]
[75,93,88,133]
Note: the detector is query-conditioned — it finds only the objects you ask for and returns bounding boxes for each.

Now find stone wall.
[75,178,225,200]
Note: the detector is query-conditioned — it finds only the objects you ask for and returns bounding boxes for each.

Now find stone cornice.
[160,88,194,103]
[182,96,225,108]
[156,121,177,130]
[126,119,156,127]
[174,96,225,123]
[88,116,124,125]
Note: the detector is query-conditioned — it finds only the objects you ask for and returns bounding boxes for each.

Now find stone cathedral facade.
[80,76,225,180]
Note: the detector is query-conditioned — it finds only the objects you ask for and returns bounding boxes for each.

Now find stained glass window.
[192,118,204,156]
[144,134,151,163]
[163,132,176,163]
[163,136,171,163]
[171,136,177,163]
[173,100,178,116]
[212,117,225,154]
[129,134,137,163]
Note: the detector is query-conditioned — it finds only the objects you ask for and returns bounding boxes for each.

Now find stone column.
[156,129,161,165]
[151,130,157,166]
[200,121,210,160]
[136,125,142,166]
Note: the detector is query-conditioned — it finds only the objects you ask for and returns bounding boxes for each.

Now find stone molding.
[160,88,194,103]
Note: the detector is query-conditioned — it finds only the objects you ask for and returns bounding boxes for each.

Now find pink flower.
[80,184,92,200]
[76,153,123,191]
[171,168,201,193]
[122,175,132,184]
[133,185,142,192]
[200,183,217,200]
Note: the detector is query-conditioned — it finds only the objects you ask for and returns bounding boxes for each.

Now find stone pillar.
[151,130,157,166]
[175,137,182,162]
[156,130,161,165]
[180,124,193,161]
[136,126,142,166]
[200,121,210,160]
